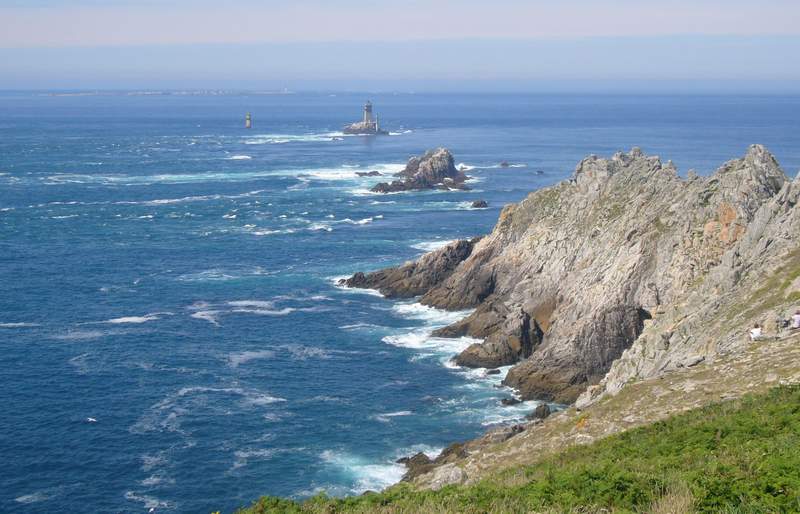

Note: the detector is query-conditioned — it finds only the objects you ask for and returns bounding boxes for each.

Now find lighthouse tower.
[363,101,373,124]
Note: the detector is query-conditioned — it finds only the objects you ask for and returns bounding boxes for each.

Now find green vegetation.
[238,386,800,513]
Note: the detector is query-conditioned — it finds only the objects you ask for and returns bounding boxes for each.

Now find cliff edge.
[344,145,800,406]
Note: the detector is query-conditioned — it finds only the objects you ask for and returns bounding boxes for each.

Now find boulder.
[471,200,489,208]
[526,403,551,421]
[371,148,469,193]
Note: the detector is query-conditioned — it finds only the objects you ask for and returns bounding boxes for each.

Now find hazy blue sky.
[1,0,799,91]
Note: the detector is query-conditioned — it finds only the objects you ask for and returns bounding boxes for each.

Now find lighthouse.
[362,101,373,124]
[342,101,388,135]
[245,112,252,129]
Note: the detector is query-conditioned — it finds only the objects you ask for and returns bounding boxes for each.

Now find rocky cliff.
[371,148,468,193]
[345,145,800,406]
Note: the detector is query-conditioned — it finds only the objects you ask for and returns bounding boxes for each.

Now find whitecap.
[339,322,386,331]
[226,300,275,309]
[190,310,221,325]
[0,322,40,328]
[54,329,107,341]
[371,410,413,423]
[227,349,276,368]
[230,307,295,316]
[100,312,169,324]
[226,155,252,160]
[15,491,51,504]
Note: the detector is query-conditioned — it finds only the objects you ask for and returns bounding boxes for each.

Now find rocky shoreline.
[343,145,800,485]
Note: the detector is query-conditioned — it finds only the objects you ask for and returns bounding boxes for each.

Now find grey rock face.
[346,145,799,405]
[371,148,469,193]
[339,238,480,298]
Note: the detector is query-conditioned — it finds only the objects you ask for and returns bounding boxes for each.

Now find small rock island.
[343,100,389,135]
[371,148,469,193]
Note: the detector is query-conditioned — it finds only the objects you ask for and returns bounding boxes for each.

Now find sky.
[1,0,799,91]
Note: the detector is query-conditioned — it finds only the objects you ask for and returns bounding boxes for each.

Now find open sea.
[1,92,799,513]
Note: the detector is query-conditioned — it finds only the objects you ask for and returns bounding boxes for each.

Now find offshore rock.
[346,145,798,406]
[471,200,489,208]
[371,148,469,193]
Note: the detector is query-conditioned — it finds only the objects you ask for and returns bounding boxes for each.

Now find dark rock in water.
[486,368,501,375]
[526,403,551,421]
[371,148,468,193]
[534,169,544,175]
[356,170,382,177]
[399,450,444,481]
[501,397,522,406]
[499,161,510,168]
[397,452,432,467]
[338,237,481,298]
[471,200,488,209]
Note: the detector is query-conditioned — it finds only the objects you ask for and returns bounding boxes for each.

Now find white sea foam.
[339,322,386,331]
[281,344,333,360]
[371,410,413,423]
[391,302,472,325]
[231,307,295,316]
[0,322,40,328]
[15,491,51,504]
[124,491,173,510]
[243,132,349,145]
[68,353,91,374]
[226,155,252,160]
[40,163,403,186]
[410,240,454,252]
[227,350,276,368]
[130,386,286,435]
[383,331,479,354]
[100,312,169,324]
[176,266,273,282]
[320,450,406,494]
[140,474,173,487]
[190,310,221,325]
[226,300,275,309]
[53,329,108,341]
[232,448,277,470]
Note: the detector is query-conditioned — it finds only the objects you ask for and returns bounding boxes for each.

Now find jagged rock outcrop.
[345,145,800,405]
[371,148,469,193]
[339,238,481,298]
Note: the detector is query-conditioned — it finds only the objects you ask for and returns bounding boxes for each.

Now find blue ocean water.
[1,92,799,513]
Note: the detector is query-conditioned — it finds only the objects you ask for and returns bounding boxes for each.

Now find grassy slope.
[239,386,800,514]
